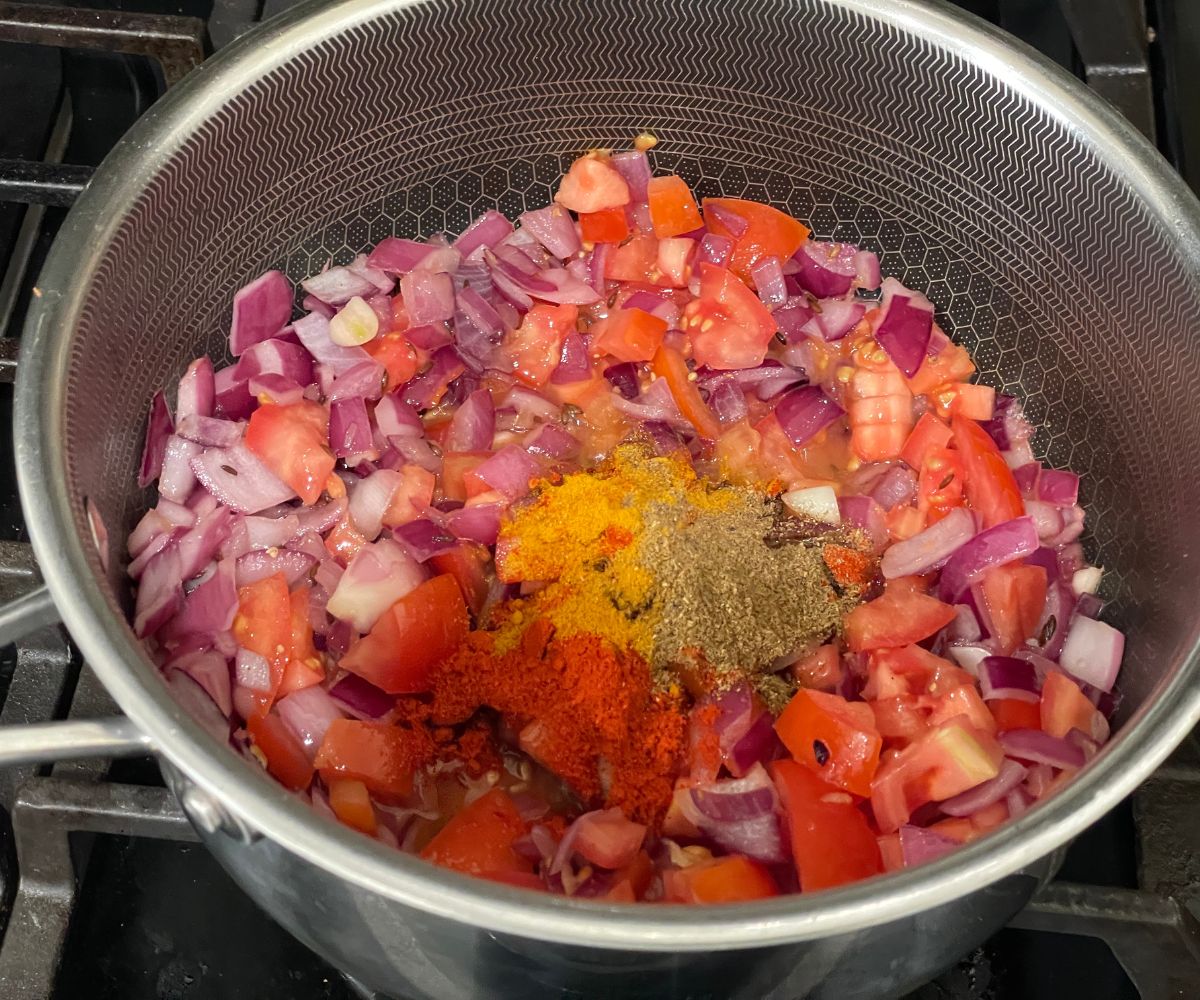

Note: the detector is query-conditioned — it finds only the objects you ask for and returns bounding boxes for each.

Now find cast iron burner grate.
[0,1,1197,997]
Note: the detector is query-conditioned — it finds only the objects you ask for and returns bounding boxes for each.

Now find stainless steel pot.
[2,0,1200,996]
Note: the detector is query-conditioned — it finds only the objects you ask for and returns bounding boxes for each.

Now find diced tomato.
[324,517,367,565]
[420,788,532,876]
[990,697,1043,733]
[977,563,1047,654]
[771,759,883,891]
[871,695,930,743]
[579,206,630,244]
[928,817,975,843]
[926,684,997,735]
[429,543,491,619]
[277,585,324,697]
[951,383,995,421]
[247,712,313,791]
[970,799,1010,834]
[886,504,925,542]
[440,451,492,502]
[663,855,779,903]
[605,880,638,902]
[605,234,659,283]
[555,155,630,213]
[613,849,655,898]
[1040,670,1102,739]
[233,573,292,713]
[502,304,579,388]
[647,175,703,238]
[314,718,424,800]
[327,778,378,835]
[917,447,965,517]
[382,464,436,527]
[656,237,694,287]
[591,308,668,363]
[244,400,335,505]
[775,689,882,797]
[789,644,843,691]
[363,333,418,390]
[866,645,971,700]
[682,263,777,371]
[843,588,958,652]
[901,412,953,471]
[906,342,975,396]
[340,574,469,694]
[952,415,1025,529]
[650,344,721,441]
[390,295,411,332]
[870,720,1004,832]
[486,871,546,891]
[701,197,809,281]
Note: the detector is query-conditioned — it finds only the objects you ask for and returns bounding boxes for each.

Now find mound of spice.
[430,445,874,824]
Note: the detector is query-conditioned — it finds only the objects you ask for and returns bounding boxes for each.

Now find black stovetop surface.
[0,1,1196,997]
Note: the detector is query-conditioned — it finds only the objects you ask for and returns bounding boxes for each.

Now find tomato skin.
[605,234,659,283]
[244,400,335,506]
[990,697,1042,733]
[555,156,630,213]
[701,197,809,281]
[771,759,883,891]
[843,588,958,652]
[907,342,976,396]
[775,690,882,797]
[650,344,721,441]
[683,263,777,371]
[340,575,469,694]
[664,855,780,903]
[502,304,579,388]
[591,308,668,363]
[328,778,378,835]
[420,788,532,876]
[247,712,314,791]
[382,464,436,527]
[314,718,424,800]
[647,175,703,239]
[789,644,843,691]
[952,415,1025,528]
[579,206,630,244]
[951,383,995,421]
[363,333,418,390]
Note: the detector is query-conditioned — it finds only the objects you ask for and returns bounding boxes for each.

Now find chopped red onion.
[1006,787,1034,818]
[774,386,844,447]
[329,673,394,719]
[236,338,316,387]
[1037,469,1079,507]
[247,373,305,405]
[230,271,294,356]
[793,241,857,298]
[691,763,779,822]
[774,298,815,343]
[349,468,406,541]
[235,548,315,588]
[444,389,495,452]
[133,546,183,637]
[166,670,231,744]
[453,210,515,257]
[525,423,579,460]
[328,396,373,460]
[706,203,748,237]
[980,395,1034,451]
[1059,615,1124,693]
[176,415,243,449]
[401,270,456,325]
[875,277,934,377]
[213,366,255,420]
[474,445,542,500]
[138,391,174,488]
[171,648,233,718]
[302,266,378,306]
[520,205,582,261]
[751,255,788,308]
[1000,729,1086,769]
[328,361,386,403]
[177,356,215,421]
[698,233,733,267]
[978,656,1040,702]
[868,464,918,511]
[243,514,299,550]
[368,237,455,275]
[937,516,1039,602]
[402,346,466,410]
[235,647,271,693]
[881,507,976,578]
[393,519,458,562]
[727,711,783,777]
[293,312,370,376]
[707,379,749,425]
[326,538,425,632]
[610,151,652,202]
[837,495,889,552]
[854,250,881,290]
[302,295,335,319]
[446,504,502,546]
[276,685,345,760]
[603,362,641,400]
[167,558,237,636]
[812,299,867,342]
[899,824,959,867]
[176,506,235,581]
[190,443,295,514]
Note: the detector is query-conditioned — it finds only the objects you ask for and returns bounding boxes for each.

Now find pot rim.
[15,0,1200,951]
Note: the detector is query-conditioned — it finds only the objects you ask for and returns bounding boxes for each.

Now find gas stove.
[0,1,1197,998]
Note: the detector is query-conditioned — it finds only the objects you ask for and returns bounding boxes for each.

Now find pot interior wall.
[61,0,1200,746]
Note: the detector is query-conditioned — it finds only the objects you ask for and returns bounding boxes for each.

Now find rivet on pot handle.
[178,783,262,845]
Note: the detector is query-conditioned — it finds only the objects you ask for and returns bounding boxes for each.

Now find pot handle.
[0,584,61,648]
[0,718,155,766]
